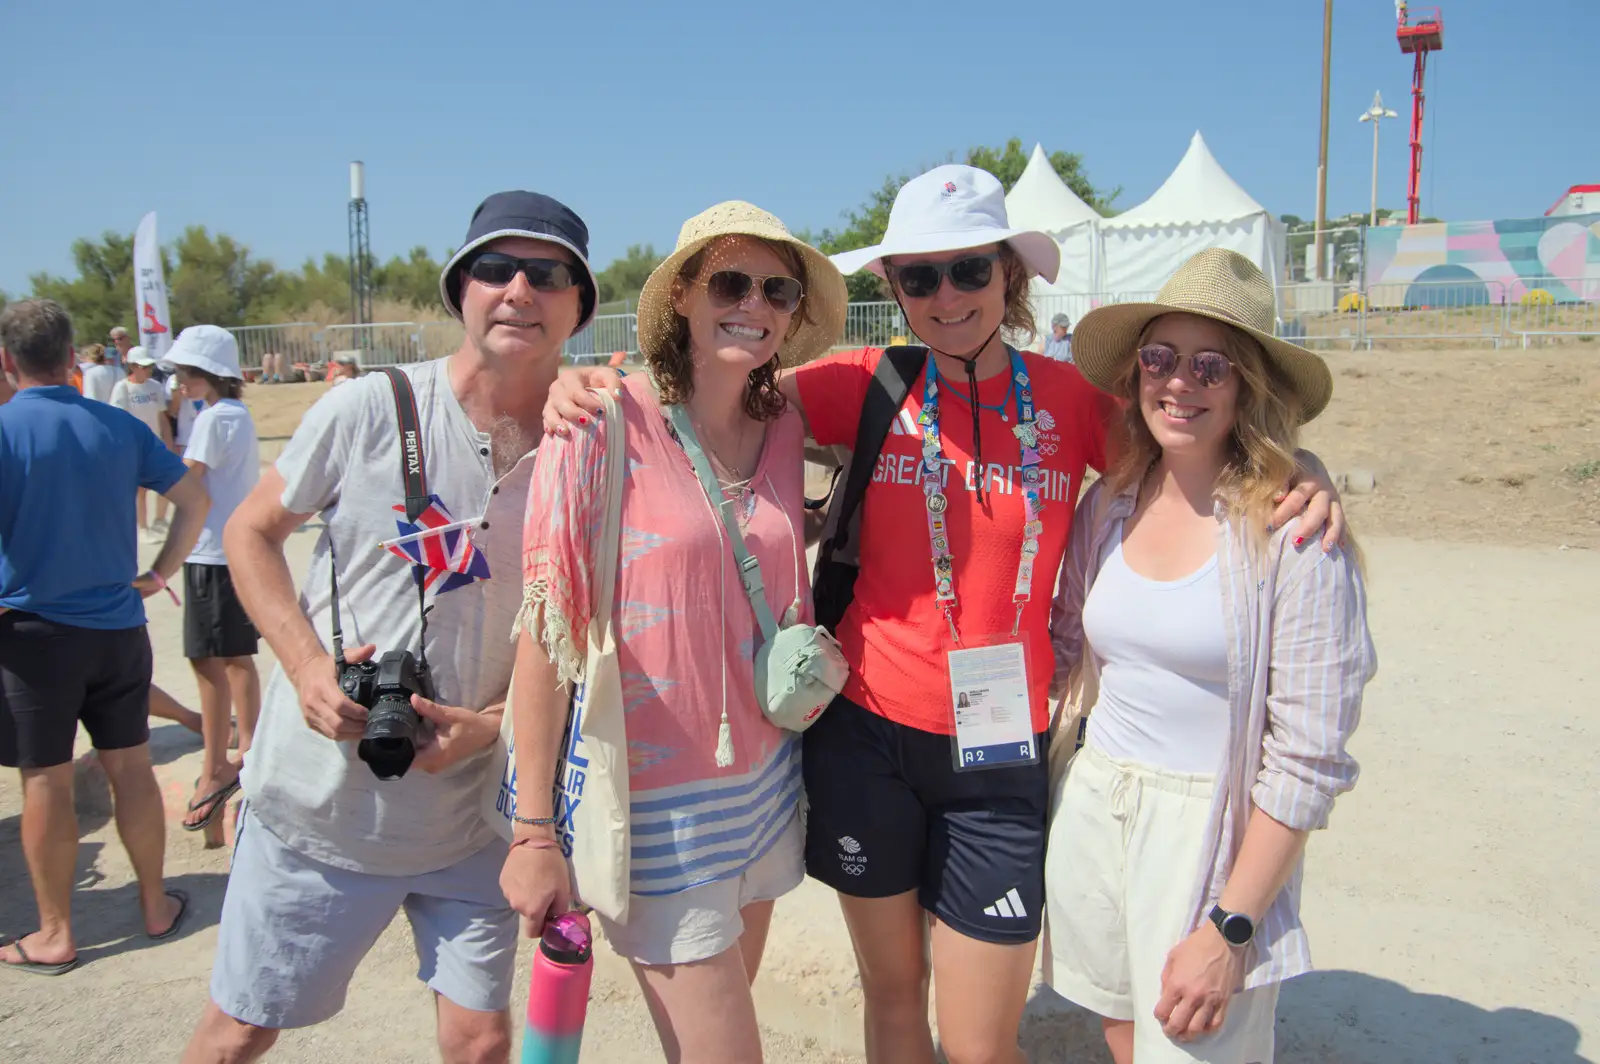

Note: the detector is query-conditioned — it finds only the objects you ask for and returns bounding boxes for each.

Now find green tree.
[167,226,280,327]
[29,231,140,344]
[965,138,1118,212]
[594,244,664,309]
[374,246,444,310]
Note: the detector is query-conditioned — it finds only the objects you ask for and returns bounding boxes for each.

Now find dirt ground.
[1,348,1596,1062]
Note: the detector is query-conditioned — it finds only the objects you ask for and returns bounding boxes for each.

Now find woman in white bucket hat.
[1043,248,1374,1063]
[541,167,1345,1063]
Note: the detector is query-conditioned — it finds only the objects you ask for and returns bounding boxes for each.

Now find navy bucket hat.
[439,191,599,329]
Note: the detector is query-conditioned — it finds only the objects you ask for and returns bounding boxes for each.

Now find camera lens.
[358,694,420,780]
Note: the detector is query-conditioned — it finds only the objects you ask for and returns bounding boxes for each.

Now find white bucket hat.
[830,165,1061,283]
[125,345,158,367]
[160,324,242,380]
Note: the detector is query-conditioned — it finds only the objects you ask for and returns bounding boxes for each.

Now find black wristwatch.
[1208,904,1255,947]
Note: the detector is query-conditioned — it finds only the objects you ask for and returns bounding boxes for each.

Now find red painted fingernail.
[1295,536,1304,546]
[578,415,588,425]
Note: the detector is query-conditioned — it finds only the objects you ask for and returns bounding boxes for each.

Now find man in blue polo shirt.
[0,298,211,976]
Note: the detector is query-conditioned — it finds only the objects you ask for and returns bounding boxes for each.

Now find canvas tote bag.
[481,388,631,922]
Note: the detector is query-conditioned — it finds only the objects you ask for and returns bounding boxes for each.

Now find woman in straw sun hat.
[505,201,845,1062]
[1043,248,1376,1063]
[544,167,1347,1063]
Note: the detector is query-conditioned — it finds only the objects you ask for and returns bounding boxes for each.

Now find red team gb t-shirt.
[793,347,1114,736]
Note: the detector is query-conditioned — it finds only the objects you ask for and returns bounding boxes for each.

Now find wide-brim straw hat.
[830,164,1061,283]
[1072,248,1333,422]
[637,201,847,369]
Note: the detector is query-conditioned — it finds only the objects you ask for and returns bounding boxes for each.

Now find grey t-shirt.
[240,358,536,876]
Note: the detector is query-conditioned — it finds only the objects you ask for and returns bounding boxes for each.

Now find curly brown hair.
[647,237,814,422]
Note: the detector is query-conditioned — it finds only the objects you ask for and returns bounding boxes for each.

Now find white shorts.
[1043,743,1279,1064]
[210,804,518,1028]
[600,812,804,967]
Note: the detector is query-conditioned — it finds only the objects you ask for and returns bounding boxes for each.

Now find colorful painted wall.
[1365,213,1600,305]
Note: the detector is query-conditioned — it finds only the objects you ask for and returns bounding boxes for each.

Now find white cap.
[125,345,158,366]
[160,324,242,379]
[830,165,1061,283]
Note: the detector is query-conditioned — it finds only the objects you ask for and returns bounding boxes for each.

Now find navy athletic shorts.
[802,693,1049,945]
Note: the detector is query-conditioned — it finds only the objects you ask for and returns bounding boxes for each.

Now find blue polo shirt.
[0,386,188,628]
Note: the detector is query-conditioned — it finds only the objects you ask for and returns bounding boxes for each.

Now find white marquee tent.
[1099,131,1287,297]
[1004,143,1103,295]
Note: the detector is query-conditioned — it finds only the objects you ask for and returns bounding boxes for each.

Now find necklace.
[936,374,1017,422]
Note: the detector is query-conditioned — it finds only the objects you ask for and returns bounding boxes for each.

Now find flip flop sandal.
[147,889,191,941]
[181,777,241,832]
[0,935,80,977]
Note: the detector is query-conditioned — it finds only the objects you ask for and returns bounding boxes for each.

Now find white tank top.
[1081,518,1231,774]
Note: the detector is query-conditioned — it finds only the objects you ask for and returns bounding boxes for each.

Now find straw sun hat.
[1071,248,1333,422]
[636,201,847,368]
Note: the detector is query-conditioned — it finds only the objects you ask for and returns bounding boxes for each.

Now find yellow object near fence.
[1520,288,1555,307]
[1338,292,1366,313]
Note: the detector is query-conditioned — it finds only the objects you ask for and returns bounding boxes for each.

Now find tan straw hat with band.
[1072,248,1333,422]
[637,201,847,369]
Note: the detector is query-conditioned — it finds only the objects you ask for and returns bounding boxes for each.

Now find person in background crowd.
[1043,248,1376,1063]
[80,342,124,404]
[180,190,597,1064]
[160,326,262,843]
[109,326,135,372]
[155,365,209,536]
[259,352,288,384]
[112,346,174,542]
[1043,313,1074,363]
[328,353,359,386]
[0,298,210,976]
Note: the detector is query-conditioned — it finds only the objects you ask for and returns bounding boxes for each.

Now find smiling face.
[1137,313,1241,462]
[128,362,152,383]
[885,243,1007,356]
[458,236,584,367]
[670,235,799,382]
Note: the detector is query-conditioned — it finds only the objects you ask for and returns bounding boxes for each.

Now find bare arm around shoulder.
[499,629,577,935]
[222,468,376,741]
[538,365,816,440]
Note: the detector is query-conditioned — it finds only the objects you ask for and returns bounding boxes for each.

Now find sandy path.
[2,534,1595,1062]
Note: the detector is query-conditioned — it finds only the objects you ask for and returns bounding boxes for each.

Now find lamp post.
[1359,92,1399,228]
[1313,0,1334,281]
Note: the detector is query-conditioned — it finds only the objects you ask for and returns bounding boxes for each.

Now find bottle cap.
[539,911,593,965]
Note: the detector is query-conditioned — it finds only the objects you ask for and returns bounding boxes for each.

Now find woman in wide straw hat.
[506,201,845,1062]
[1043,248,1377,1063]
[544,169,1347,1064]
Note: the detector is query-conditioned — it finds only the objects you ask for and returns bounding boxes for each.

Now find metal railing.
[838,302,911,349]
[318,322,428,367]
[227,323,320,372]
[565,313,638,362]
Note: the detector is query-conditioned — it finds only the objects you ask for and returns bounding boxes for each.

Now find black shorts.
[0,611,153,769]
[802,694,1049,944]
[183,563,259,660]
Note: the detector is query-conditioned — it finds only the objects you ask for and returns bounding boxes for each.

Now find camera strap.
[380,367,431,522]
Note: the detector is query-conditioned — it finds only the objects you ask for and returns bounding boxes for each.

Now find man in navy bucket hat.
[182,192,593,1064]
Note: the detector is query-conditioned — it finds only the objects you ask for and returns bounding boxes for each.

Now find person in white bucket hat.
[110,346,174,542]
[538,165,1347,1064]
[161,325,262,843]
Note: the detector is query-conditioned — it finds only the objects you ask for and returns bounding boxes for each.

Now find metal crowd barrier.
[227,323,321,373]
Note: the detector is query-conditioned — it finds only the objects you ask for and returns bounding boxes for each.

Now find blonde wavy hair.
[1105,315,1356,561]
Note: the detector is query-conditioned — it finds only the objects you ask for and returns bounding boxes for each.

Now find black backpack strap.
[380,367,430,522]
[811,346,927,630]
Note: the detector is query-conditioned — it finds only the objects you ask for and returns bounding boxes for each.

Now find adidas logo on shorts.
[983,888,1028,920]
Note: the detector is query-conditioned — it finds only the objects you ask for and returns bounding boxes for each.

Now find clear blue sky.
[2,0,1594,298]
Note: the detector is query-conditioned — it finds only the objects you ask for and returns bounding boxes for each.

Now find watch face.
[1221,913,1254,946]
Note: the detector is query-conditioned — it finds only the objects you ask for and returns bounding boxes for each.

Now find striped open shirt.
[1049,478,1378,989]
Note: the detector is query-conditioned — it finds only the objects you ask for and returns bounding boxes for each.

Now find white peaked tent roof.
[1103,132,1268,228]
[1005,143,1102,233]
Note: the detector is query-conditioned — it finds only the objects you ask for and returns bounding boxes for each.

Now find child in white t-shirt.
[110,347,172,541]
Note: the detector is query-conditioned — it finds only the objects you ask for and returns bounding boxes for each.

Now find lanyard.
[917,347,1046,644]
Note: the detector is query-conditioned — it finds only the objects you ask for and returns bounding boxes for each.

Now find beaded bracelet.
[511,813,557,827]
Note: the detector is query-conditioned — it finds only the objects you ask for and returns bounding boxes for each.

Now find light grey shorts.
[210,804,518,1029]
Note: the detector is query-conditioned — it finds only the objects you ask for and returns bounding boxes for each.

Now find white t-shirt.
[81,364,124,404]
[183,399,260,565]
[1081,520,1231,774]
[110,378,168,438]
[240,357,537,876]
[167,377,206,445]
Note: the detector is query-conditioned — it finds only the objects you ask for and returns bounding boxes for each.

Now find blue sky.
[2,0,1594,297]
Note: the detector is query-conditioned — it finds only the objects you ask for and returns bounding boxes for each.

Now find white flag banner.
[133,211,173,359]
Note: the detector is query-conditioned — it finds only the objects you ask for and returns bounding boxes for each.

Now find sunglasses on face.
[886,252,999,299]
[703,270,804,314]
[466,252,579,292]
[1138,343,1234,388]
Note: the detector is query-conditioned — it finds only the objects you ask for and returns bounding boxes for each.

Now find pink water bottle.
[521,911,593,1064]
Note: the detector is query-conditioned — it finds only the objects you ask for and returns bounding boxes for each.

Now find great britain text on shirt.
[876,405,1080,502]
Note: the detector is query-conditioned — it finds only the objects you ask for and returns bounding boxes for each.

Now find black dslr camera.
[340,650,433,781]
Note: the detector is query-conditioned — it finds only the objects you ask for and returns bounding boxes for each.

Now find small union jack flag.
[385,495,492,595]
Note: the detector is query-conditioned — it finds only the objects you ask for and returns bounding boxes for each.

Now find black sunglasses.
[1138,343,1234,388]
[704,270,804,314]
[886,252,999,299]
[466,252,579,292]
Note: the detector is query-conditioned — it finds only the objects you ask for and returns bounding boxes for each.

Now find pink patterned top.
[520,373,809,896]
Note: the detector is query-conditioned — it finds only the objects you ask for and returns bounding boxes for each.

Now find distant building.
[1546,185,1600,218]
